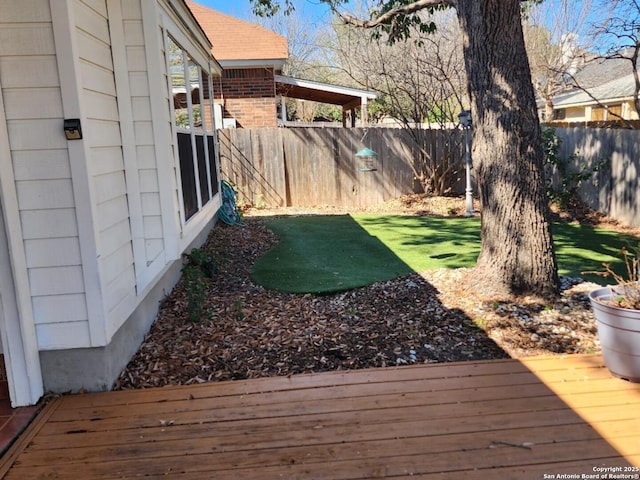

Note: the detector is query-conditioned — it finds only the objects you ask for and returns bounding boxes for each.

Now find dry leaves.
[115,197,604,390]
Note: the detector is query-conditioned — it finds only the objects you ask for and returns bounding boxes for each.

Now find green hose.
[217,180,245,226]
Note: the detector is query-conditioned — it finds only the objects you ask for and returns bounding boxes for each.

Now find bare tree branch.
[561,70,636,128]
[336,0,456,28]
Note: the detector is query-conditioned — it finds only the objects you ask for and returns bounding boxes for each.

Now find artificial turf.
[251,214,638,294]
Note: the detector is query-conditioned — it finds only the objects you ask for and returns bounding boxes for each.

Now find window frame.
[164,31,220,232]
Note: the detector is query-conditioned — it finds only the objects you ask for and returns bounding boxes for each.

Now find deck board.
[3,354,640,479]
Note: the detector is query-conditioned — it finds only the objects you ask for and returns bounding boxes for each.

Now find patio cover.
[275,75,377,127]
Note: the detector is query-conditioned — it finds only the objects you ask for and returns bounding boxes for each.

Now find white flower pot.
[589,286,640,382]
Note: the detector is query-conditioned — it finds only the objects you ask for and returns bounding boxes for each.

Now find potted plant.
[588,245,640,382]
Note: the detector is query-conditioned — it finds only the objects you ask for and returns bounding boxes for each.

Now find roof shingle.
[186,1,288,63]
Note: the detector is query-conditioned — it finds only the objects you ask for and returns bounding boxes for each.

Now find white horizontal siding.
[126,45,146,70]
[100,244,134,286]
[7,119,67,150]
[29,266,84,296]
[123,19,144,45]
[0,56,59,88]
[143,216,162,239]
[20,209,78,239]
[93,171,127,205]
[76,28,112,71]
[12,149,71,181]
[85,119,121,147]
[131,97,152,121]
[16,179,75,211]
[79,60,116,96]
[24,238,81,268]
[140,192,161,215]
[99,218,131,258]
[121,0,166,285]
[136,145,157,169]
[76,0,138,340]
[2,88,63,120]
[145,239,163,264]
[96,195,129,232]
[75,0,109,44]
[82,90,119,121]
[89,146,124,176]
[139,169,159,192]
[0,0,51,22]
[36,321,91,349]
[133,121,154,145]
[32,293,88,324]
[120,1,141,20]
[0,24,55,56]
[103,266,135,320]
[82,0,108,17]
[129,72,150,97]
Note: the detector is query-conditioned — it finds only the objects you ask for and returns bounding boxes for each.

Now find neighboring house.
[551,73,640,123]
[544,55,639,123]
[186,1,376,128]
[186,1,288,128]
[0,0,221,406]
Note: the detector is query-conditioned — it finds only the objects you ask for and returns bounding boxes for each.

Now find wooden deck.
[1,354,639,479]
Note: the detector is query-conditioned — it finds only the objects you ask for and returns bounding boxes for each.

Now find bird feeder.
[356,147,378,172]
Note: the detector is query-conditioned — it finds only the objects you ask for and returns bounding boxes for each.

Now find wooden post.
[361,96,368,125]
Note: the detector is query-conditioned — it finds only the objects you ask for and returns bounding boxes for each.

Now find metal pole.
[464,126,474,217]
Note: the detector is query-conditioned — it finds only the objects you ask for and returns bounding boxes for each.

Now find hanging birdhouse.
[356,147,378,172]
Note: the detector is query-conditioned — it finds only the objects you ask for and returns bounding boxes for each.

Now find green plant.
[542,128,605,209]
[182,248,216,322]
[254,193,266,210]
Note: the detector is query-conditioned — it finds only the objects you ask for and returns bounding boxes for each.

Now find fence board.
[218,126,639,227]
[218,126,465,208]
[556,127,640,228]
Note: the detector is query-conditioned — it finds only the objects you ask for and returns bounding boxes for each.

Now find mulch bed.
[115,196,612,390]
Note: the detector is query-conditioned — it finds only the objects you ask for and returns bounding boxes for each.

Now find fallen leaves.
[115,206,601,390]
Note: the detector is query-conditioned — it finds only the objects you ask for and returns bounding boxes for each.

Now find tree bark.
[544,94,555,122]
[456,0,559,297]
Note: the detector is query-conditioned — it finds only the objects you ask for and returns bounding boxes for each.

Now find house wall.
[214,67,277,128]
[76,0,139,344]
[0,1,91,349]
[554,102,640,124]
[564,107,586,122]
[1,0,221,397]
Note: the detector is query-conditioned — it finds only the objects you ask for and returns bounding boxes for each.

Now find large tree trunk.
[456,0,559,297]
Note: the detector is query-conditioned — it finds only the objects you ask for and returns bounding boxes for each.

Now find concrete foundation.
[39,217,217,393]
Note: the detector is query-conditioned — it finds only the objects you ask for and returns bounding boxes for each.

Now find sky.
[194,0,339,23]
[193,0,620,54]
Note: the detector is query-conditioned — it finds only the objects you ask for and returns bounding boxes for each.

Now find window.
[608,104,623,119]
[591,107,606,121]
[167,36,219,222]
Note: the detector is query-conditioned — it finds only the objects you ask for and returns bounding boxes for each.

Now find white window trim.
[164,32,221,246]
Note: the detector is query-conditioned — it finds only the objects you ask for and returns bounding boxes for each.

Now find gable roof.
[186,1,288,68]
[571,56,632,90]
[555,73,636,108]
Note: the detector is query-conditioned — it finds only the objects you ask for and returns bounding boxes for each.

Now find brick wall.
[214,67,277,128]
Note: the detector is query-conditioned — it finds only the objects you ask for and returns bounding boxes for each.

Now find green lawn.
[251,214,638,294]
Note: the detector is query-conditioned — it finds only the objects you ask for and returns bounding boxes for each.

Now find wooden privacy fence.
[219,126,639,225]
[217,127,465,208]
[555,127,640,228]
